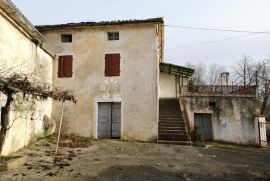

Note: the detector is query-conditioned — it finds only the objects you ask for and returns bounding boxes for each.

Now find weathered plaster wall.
[40,23,162,141]
[160,73,176,98]
[181,96,259,144]
[0,10,53,155]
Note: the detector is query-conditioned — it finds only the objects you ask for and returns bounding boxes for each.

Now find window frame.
[107,32,119,41]
[61,34,72,43]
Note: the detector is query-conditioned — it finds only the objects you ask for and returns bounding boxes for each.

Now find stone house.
[36,18,164,142]
[0,0,262,155]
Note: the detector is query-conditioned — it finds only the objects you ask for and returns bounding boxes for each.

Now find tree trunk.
[0,94,13,154]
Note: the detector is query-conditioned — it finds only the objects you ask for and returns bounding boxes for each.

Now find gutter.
[0,0,45,45]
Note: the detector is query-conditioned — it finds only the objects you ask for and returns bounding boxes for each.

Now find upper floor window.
[105,53,120,76]
[107,32,119,41]
[58,55,73,78]
[61,34,72,43]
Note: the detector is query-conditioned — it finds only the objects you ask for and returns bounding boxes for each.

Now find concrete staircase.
[158,99,190,143]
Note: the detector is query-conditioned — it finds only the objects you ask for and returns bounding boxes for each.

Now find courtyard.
[0,136,269,181]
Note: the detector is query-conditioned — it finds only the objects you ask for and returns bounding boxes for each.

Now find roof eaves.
[160,62,194,78]
[36,17,164,31]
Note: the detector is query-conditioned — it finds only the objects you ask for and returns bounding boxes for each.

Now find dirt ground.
[0,138,270,181]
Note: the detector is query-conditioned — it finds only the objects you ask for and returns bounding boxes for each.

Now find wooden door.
[194,113,213,141]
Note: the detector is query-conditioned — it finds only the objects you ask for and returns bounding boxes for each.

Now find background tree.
[186,62,226,86]
[185,62,206,85]
[232,56,270,116]
[206,63,226,85]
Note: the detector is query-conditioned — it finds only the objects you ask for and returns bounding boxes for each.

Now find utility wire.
[165,33,262,51]
[165,25,270,34]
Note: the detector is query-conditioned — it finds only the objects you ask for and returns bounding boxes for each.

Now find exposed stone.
[43,116,56,136]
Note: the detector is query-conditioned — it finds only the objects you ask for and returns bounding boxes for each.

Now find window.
[107,32,119,41]
[209,101,217,108]
[61,34,72,43]
[105,54,120,76]
[58,55,73,78]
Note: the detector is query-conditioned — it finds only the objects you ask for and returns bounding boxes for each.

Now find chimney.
[220,72,229,86]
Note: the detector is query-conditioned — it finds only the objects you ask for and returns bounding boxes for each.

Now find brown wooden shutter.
[111,54,120,76]
[58,56,64,78]
[64,55,73,77]
[105,54,120,76]
[105,54,112,76]
[58,55,73,78]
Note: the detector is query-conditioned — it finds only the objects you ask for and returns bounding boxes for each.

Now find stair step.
[159,121,185,125]
[158,140,192,145]
[159,116,184,120]
[158,134,188,141]
[159,131,186,134]
[159,99,188,141]
[159,113,183,118]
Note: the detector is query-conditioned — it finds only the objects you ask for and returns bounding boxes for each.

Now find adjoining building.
[0,0,53,155]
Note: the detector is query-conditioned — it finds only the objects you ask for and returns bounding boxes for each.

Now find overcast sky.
[12,0,270,67]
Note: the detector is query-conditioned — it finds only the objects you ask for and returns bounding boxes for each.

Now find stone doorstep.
[0,156,27,172]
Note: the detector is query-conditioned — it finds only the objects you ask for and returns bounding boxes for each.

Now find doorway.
[194,113,213,141]
[98,102,121,139]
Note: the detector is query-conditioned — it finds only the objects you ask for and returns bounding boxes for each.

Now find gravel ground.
[0,138,269,181]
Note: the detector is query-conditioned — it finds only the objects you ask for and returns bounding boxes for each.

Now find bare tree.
[0,70,75,154]
[233,55,257,86]
[186,62,226,86]
[206,63,226,85]
[185,62,206,85]
[256,59,270,115]
[232,56,270,115]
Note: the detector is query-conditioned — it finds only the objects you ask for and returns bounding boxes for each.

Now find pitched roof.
[36,17,164,30]
[160,62,194,78]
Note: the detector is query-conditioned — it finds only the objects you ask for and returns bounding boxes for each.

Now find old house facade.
[36,19,164,142]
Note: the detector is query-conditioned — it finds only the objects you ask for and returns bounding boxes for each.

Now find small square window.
[107,32,119,41]
[209,101,216,107]
[61,34,72,43]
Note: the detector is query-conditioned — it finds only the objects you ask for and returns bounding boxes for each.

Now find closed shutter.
[58,55,73,78]
[105,54,120,76]
[58,56,64,77]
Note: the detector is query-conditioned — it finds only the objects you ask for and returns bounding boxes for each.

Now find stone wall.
[0,9,53,155]
[181,95,260,144]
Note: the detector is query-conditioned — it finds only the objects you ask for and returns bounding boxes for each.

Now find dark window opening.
[105,53,120,76]
[61,34,72,43]
[209,101,217,107]
[107,32,119,41]
[58,55,73,78]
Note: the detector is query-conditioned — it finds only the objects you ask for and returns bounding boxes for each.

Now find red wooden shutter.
[58,56,64,78]
[111,54,120,76]
[105,54,112,76]
[105,54,120,76]
[58,55,73,78]
[64,55,73,77]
